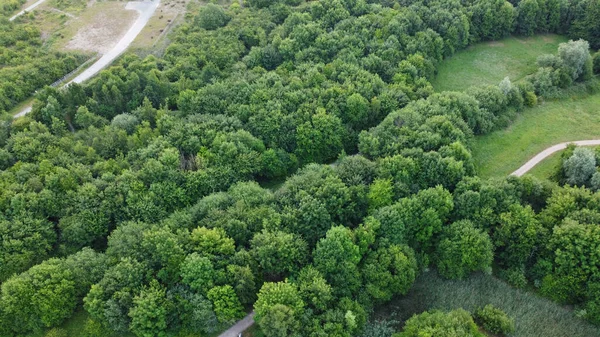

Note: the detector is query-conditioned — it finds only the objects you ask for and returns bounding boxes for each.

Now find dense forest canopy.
[0,0,600,336]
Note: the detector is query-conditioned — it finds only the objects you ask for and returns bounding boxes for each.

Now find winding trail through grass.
[511,140,600,177]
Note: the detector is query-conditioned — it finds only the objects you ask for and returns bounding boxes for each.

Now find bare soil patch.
[62,1,137,53]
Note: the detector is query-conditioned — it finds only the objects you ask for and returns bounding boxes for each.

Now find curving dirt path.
[217,312,255,337]
[13,0,160,118]
[510,140,600,177]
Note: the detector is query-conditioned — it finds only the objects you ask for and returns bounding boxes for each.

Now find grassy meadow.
[432,35,568,92]
[472,91,600,178]
[376,271,600,337]
[431,33,600,179]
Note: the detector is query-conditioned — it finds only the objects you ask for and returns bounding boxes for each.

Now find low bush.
[474,304,515,336]
[394,309,484,337]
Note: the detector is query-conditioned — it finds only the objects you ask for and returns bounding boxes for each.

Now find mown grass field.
[472,91,600,178]
[431,35,568,92]
[375,271,600,337]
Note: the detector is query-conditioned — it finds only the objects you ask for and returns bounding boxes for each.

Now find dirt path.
[13,0,159,118]
[218,312,255,337]
[510,140,600,177]
[9,0,47,21]
[67,0,159,85]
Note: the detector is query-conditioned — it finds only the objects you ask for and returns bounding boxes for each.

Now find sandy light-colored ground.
[62,1,138,53]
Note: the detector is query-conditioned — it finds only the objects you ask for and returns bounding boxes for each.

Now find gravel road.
[510,140,600,177]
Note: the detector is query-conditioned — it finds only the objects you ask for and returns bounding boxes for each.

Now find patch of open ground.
[131,0,187,49]
[472,90,600,178]
[375,271,600,337]
[431,34,568,92]
[15,0,138,54]
[59,1,138,53]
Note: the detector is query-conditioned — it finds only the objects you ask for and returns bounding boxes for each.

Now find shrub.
[524,91,537,107]
[585,282,600,325]
[82,319,110,337]
[196,4,230,30]
[45,328,68,337]
[593,52,600,74]
[500,267,528,289]
[540,274,586,304]
[563,147,596,186]
[395,309,484,337]
[558,40,593,81]
[474,305,515,336]
[590,171,600,191]
[111,113,139,134]
[435,220,493,279]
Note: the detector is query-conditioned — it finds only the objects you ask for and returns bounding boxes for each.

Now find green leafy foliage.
[250,230,308,280]
[313,226,362,297]
[394,309,485,337]
[435,220,493,279]
[196,4,230,30]
[362,244,418,302]
[206,285,244,324]
[474,304,515,336]
[128,280,170,337]
[254,281,304,337]
[2,0,600,335]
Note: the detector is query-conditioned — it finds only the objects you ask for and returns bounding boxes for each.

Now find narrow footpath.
[217,312,255,337]
[511,140,600,176]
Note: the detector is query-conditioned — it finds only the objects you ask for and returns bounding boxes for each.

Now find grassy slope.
[431,35,568,92]
[472,92,600,178]
[377,272,600,337]
[433,34,600,179]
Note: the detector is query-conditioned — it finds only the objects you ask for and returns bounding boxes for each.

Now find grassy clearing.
[472,90,600,178]
[431,35,568,92]
[375,271,600,337]
[55,1,137,53]
[525,145,600,181]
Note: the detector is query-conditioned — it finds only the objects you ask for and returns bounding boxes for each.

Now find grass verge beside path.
[375,271,600,337]
[472,91,600,178]
[431,35,567,92]
[525,145,600,181]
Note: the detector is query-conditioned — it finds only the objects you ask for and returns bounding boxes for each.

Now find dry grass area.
[60,1,137,53]
[130,0,188,49]
[17,0,139,54]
